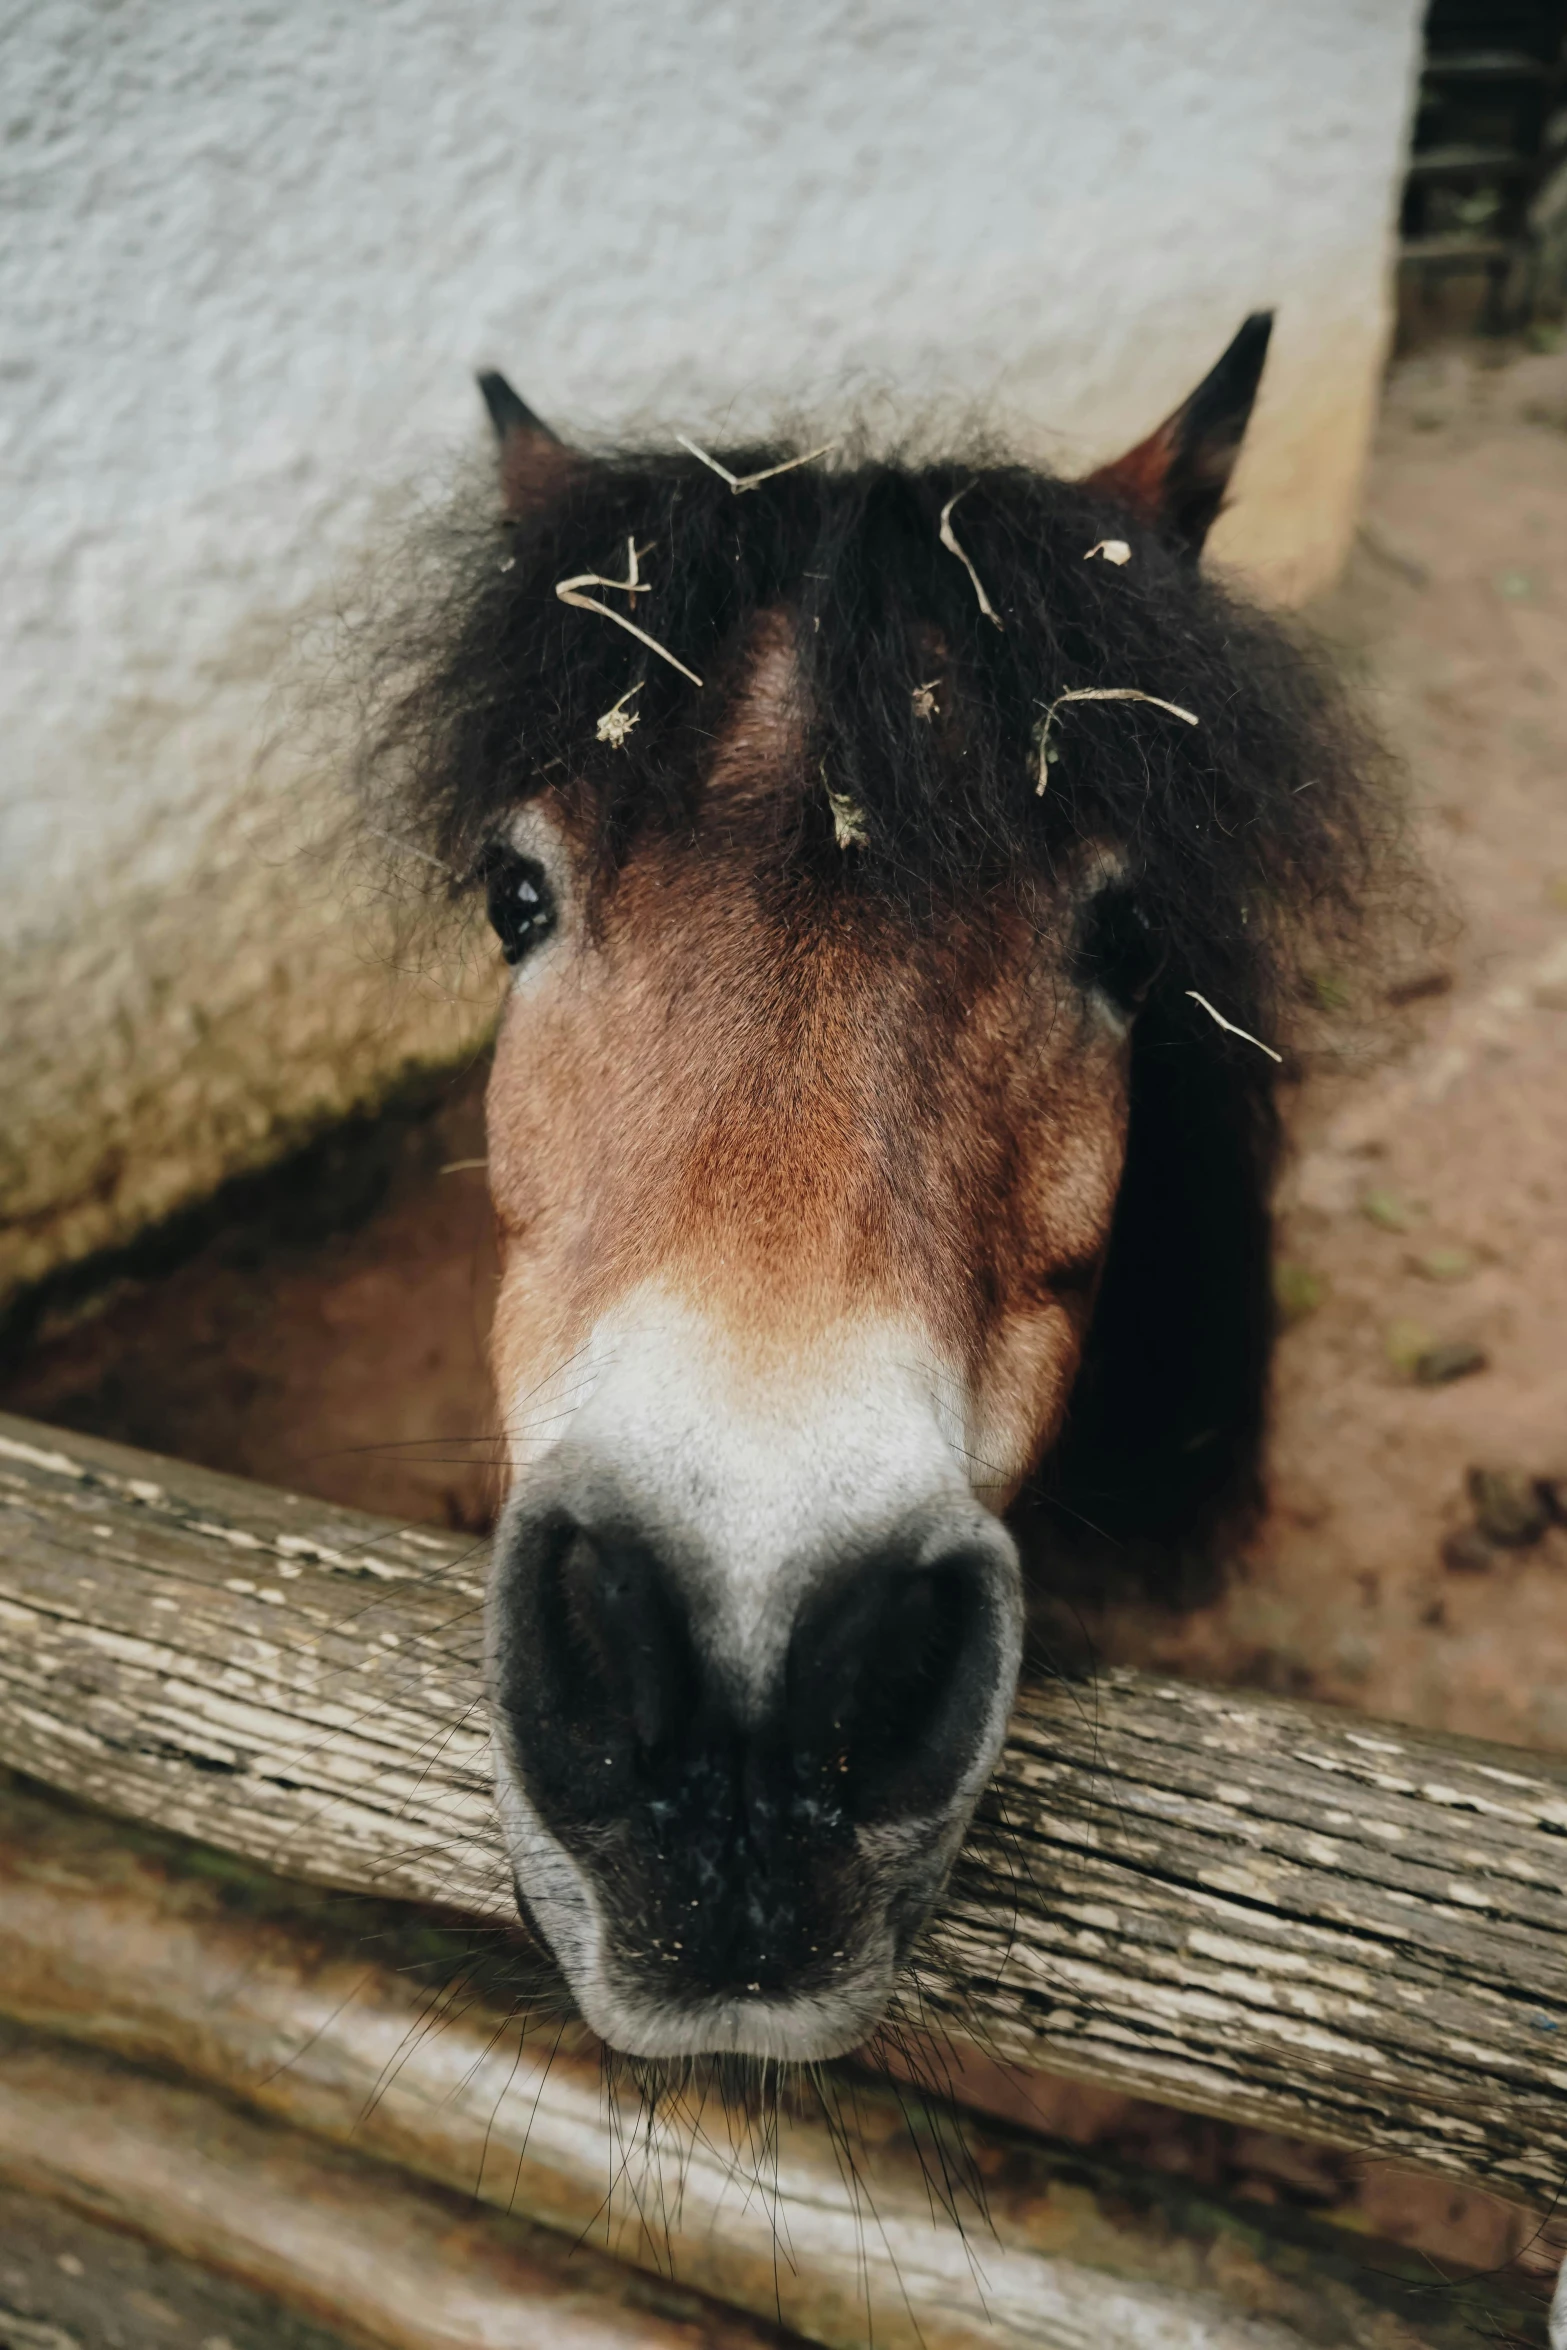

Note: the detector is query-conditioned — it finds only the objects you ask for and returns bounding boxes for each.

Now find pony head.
[358,316,1392,2060]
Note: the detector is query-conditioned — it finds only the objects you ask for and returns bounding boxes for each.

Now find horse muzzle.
[487,1477,1022,2060]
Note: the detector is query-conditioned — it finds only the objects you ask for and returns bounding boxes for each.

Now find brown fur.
[488,623,1128,1504]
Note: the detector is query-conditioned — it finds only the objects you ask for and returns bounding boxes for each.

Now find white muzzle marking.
[488,1284,1021,2060]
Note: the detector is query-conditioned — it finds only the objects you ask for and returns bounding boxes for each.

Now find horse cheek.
[970,1058,1131,1495]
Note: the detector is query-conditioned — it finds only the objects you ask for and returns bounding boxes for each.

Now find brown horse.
[357,316,1391,2063]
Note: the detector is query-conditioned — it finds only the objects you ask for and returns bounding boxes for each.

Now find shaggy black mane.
[355,433,1402,1567]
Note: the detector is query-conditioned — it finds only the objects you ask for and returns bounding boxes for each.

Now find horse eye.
[1074,883,1162,1013]
[482,849,557,966]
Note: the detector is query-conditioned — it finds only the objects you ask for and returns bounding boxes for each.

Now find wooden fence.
[2,1410,1564,2348]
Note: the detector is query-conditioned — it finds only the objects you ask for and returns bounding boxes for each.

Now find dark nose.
[545,1517,701,1784]
[493,1507,1012,1910]
[782,1548,1007,1826]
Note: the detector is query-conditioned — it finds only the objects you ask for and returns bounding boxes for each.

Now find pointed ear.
[476,368,577,514]
[1083,312,1273,557]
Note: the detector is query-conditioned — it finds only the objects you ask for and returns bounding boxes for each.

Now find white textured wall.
[0,0,1423,1301]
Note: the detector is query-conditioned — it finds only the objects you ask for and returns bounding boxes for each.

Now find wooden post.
[2,1410,1565,2211]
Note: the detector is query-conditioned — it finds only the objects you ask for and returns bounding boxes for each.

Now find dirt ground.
[3,338,1566,2314]
[0,1069,501,1534]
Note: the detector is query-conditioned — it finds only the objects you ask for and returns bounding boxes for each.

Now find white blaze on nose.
[490,1282,1025,2060]
[504,1284,979,1693]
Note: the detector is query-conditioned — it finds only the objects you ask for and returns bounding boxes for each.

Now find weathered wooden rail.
[0,1771,1546,2350]
[1,1407,1565,2229]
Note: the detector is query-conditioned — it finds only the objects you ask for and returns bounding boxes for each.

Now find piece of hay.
[364,825,452,874]
[938,489,1003,629]
[911,679,940,721]
[823,773,869,850]
[1034,686,1199,793]
[563,537,652,598]
[1085,539,1131,566]
[555,539,703,688]
[1185,990,1283,1063]
[676,435,838,494]
[595,682,643,749]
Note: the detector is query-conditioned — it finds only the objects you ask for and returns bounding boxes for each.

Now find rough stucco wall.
[0,0,1424,1304]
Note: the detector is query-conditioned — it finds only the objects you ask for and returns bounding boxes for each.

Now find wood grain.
[0,1778,1545,2350]
[0,2017,796,2350]
[3,1409,1565,2210]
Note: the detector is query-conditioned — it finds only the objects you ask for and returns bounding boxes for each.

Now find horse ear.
[476,369,576,514]
[1083,312,1273,557]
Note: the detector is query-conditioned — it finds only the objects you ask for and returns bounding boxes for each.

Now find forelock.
[350,428,1406,1064]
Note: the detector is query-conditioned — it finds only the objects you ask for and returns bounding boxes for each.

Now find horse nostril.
[544,1520,697,1767]
[492,1494,1022,2039]
[784,1549,1002,1824]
